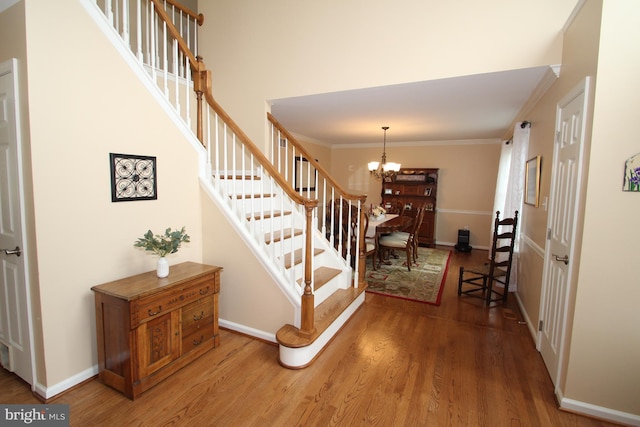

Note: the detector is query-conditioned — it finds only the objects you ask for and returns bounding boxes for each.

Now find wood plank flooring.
[1,246,620,426]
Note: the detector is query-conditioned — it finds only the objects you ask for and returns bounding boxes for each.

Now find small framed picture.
[384,188,393,195]
[295,156,317,192]
[110,153,157,202]
[525,156,541,207]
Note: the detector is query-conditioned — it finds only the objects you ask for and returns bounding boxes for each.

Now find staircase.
[87,0,368,368]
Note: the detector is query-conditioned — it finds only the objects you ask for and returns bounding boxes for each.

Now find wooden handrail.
[268,112,367,204]
[202,88,318,210]
[163,0,204,25]
[150,0,199,71]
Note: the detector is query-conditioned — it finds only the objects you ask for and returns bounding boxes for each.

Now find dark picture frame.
[295,156,317,192]
[110,153,157,202]
[524,155,541,207]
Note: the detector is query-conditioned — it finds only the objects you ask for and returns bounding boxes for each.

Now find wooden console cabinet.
[92,262,222,399]
[381,168,439,247]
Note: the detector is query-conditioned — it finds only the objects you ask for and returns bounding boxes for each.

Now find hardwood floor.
[1,246,620,426]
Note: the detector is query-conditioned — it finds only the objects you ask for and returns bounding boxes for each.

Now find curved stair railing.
[92,0,367,342]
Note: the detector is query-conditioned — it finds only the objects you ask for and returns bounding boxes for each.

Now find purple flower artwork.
[623,153,640,192]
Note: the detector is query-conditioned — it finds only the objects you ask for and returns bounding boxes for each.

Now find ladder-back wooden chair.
[457,210,519,306]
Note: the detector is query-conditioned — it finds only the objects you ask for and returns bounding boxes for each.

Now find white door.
[538,77,590,387]
[0,58,35,387]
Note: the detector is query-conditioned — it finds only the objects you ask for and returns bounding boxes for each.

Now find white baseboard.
[219,318,277,344]
[558,393,640,426]
[515,294,640,426]
[32,320,272,400]
[34,365,98,400]
[436,241,490,251]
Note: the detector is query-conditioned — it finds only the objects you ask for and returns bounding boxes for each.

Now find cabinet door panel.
[135,310,180,379]
[420,213,435,245]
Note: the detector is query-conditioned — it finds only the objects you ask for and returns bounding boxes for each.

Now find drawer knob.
[148,306,162,316]
[199,286,210,295]
[193,311,205,321]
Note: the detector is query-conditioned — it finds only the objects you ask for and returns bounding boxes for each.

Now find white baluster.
[122,0,130,47]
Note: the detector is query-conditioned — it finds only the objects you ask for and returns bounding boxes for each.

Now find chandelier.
[368,126,400,180]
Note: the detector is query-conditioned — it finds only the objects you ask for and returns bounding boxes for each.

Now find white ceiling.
[270,66,552,146]
[0,0,18,14]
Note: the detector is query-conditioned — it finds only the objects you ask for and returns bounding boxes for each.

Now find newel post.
[193,56,209,145]
[357,208,366,287]
[299,201,317,338]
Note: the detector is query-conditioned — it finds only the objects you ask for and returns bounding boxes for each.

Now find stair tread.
[264,228,303,244]
[297,266,341,291]
[276,285,366,349]
[217,175,262,180]
[246,210,291,220]
[231,193,275,199]
[282,248,324,269]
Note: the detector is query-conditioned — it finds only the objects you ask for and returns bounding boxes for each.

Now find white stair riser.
[250,215,295,232]
[223,180,265,194]
[231,197,291,214]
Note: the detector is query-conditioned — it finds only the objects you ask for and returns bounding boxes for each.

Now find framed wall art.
[622,152,640,192]
[295,156,317,192]
[524,155,541,207]
[110,153,157,202]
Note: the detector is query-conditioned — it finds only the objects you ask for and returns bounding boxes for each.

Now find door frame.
[0,58,37,389]
[537,76,591,391]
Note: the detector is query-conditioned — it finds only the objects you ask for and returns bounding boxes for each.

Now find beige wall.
[330,140,501,248]
[198,0,576,149]
[562,0,640,414]
[1,0,204,392]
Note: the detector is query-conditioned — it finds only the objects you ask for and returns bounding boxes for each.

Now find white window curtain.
[492,122,530,291]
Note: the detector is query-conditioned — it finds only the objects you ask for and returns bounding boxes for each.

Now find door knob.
[1,246,21,257]
[553,253,568,265]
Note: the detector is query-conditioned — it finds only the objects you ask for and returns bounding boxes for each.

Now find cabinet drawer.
[181,296,214,330]
[131,273,217,328]
[182,322,215,353]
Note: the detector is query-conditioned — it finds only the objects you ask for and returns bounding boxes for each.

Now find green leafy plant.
[133,227,190,257]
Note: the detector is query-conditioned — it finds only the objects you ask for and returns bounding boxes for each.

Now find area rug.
[365,247,451,305]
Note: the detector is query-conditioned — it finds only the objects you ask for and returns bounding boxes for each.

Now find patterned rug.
[365,247,451,305]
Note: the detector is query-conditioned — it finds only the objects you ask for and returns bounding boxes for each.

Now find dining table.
[366,214,413,238]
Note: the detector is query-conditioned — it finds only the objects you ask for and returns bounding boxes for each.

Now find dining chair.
[363,213,377,270]
[457,210,519,306]
[383,203,426,264]
[377,204,425,271]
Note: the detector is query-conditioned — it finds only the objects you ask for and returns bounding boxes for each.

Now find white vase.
[157,257,169,278]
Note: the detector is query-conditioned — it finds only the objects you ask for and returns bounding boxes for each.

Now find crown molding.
[501,64,561,140]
